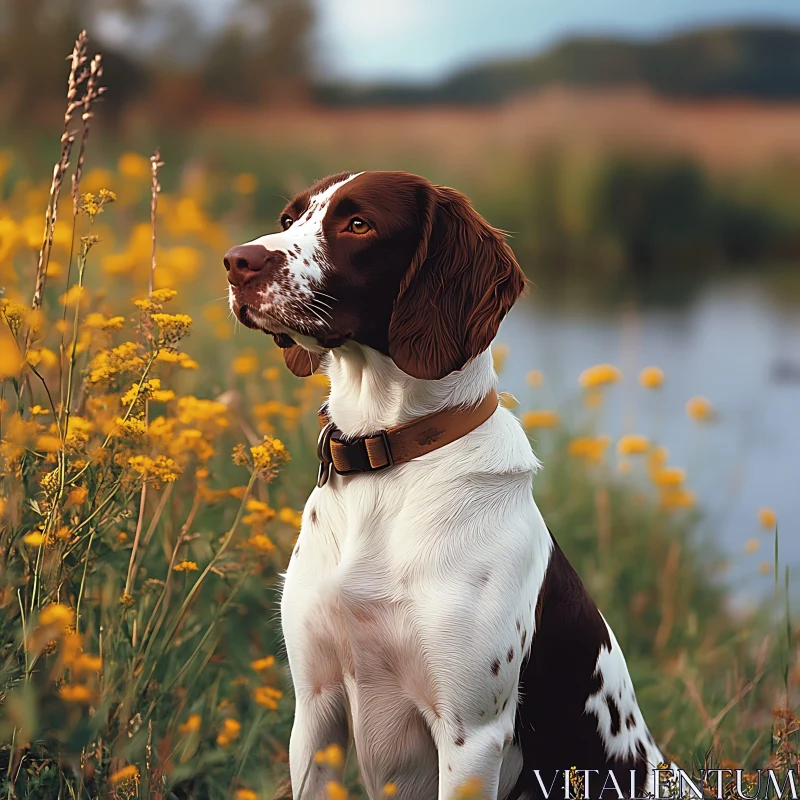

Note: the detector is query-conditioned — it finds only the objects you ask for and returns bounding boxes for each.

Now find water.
[497,275,800,608]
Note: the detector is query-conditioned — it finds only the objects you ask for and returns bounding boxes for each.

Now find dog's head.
[224,171,525,380]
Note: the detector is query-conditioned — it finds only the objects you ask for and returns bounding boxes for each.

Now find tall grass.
[0,34,798,800]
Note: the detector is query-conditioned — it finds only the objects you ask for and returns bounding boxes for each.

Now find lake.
[497,273,800,608]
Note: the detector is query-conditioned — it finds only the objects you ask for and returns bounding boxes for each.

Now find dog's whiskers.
[309,301,332,320]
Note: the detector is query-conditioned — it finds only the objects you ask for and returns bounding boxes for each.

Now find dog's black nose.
[224,244,278,287]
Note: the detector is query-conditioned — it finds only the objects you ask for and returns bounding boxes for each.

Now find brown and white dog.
[224,172,669,800]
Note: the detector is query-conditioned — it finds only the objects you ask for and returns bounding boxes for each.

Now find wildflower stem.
[161,565,253,699]
[234,705,266,781]
[75,528,96,634]
[134,473,257,700]
[137,489,201,649]
[162,471,257,649]
[125,483,149,597]
[62,479,124,557]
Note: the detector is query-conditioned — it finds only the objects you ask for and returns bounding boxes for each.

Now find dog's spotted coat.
[224,172,670,799]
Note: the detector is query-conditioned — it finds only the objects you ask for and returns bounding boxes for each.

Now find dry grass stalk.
[71,52,106,215]
[29,31,88,321]
[125,148,164,604]
[149,148,164,297]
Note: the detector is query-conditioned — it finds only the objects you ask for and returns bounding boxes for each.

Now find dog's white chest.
[282,476,438,703]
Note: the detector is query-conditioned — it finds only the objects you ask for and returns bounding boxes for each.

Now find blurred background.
[2,0,799,605]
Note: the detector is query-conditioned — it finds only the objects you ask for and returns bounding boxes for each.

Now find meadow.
[0,35,798,800]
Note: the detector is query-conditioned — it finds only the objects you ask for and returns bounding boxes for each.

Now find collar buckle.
[316,421,335,488]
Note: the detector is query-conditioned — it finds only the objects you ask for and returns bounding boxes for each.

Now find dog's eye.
[347,218,370,235]
[280,215,293,231]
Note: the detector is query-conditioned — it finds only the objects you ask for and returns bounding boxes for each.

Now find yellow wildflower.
[616,435,649,456]
[173,560,199,573]
[279,507,303,528]
[315,743,344,769]
[745,539,760,553]
[115,416,147,439]
[455,778,484,799]
[27,348,59,369]
[151,312,192,344]
[73,653,102,674]
[35,435,61,453]
[646,446,669,478]
[66,487,88,506]
[109,765,139,784]
[242,483,272,506]
[128,454,182,484]
[758,508,777,529]
[87,341,145,385]
[250,436,290,479]
[263,367,280,381]
[177,396,228,426]
[526,369,543,388]
[652,467,686,487]
[0,330,24,379]
[233,352,258,374]
[1,300,28,334]
[685,396,715,422]
[59,684,93,703]
[39,603,75,629]
[179,713,202,733]
[579,363,621,389]
[659,487,696,511]
[760,562,772,575]
[84,312,125,331]
[23,531,44,547]
[250,656,276,672]
[59,285,85,308]
[383,784,398,797]
[151,287,178,303]
[492,343,509,374]
[253,685,283,710]
[247,534,276,553]
[217,718,241,746]
[234,791,259,800]
[567,436,610,463]
[639,366,664,389]
[253,401,301,422]
[327,782,348,800]
[178,353,198,369]
[234,173,258,194]
[118,152,151,180]
[521,410,560,429]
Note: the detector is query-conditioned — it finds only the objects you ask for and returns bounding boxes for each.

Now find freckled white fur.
[247,172,363,291]
[585,616,667,793]
[228,173,363,337]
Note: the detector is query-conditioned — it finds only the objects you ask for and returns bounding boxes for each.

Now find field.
[1,37,799,800]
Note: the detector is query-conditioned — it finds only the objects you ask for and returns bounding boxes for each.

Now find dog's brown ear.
[388,185,526,380]
[272,335,322,377]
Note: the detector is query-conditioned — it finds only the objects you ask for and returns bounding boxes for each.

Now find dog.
[224,172,670,799]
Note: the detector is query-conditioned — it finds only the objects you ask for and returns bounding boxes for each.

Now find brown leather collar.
[316,390,499,487]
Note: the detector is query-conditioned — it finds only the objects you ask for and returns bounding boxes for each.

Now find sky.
[311,0,800,83]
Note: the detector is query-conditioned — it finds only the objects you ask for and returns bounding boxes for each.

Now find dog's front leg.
[432,719,511,800]
[288,685,349,799]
